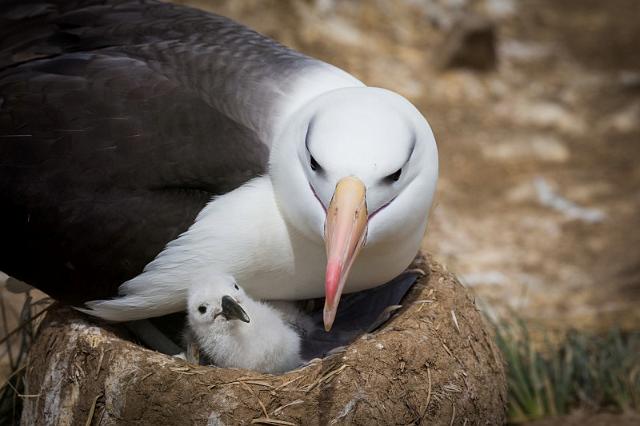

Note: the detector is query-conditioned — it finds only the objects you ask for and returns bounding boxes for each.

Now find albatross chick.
[186,277,304,374]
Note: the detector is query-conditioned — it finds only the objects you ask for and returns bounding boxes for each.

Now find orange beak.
[323,177,368,331]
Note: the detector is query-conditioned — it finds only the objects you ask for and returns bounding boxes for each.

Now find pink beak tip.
[325,261,342,303]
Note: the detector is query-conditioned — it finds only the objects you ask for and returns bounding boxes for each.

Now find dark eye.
[198,305,207,314]
[310,155,321,172]
[234,283,239,290]
[386,168,402,182]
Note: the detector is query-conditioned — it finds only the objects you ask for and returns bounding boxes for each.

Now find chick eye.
[310,155,321,172]
[386,168,402,182]
[234,283,239,290]
[198,305,207,314]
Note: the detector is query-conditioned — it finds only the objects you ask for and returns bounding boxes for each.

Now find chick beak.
[221,295,250,323]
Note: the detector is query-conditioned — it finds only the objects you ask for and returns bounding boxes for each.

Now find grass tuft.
[0,291,52,425]
[495,319,640,423]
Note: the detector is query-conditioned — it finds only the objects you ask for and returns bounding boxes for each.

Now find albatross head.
[270,87,438,331]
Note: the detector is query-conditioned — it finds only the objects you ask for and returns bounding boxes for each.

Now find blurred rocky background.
[2,0,639,423]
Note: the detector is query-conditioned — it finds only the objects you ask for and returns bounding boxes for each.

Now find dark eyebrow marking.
[406,133,417,164]
[305,118,315,153]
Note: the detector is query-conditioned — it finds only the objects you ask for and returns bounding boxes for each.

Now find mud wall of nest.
[21,257,506,425]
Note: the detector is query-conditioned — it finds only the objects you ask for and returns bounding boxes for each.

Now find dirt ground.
[425,0,640,332]
[170,0,640,334]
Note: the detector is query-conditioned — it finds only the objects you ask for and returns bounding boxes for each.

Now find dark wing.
[0,0,311,303]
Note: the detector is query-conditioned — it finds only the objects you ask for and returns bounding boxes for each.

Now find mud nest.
[21,256,506,425]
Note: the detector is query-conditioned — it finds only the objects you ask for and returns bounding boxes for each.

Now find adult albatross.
[0,0,438,331]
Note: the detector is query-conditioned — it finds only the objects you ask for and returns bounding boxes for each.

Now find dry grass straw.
[0,290,53,425]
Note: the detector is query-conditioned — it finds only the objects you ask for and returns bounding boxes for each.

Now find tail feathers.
[76,294,184,322]
[77,272,191,321]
